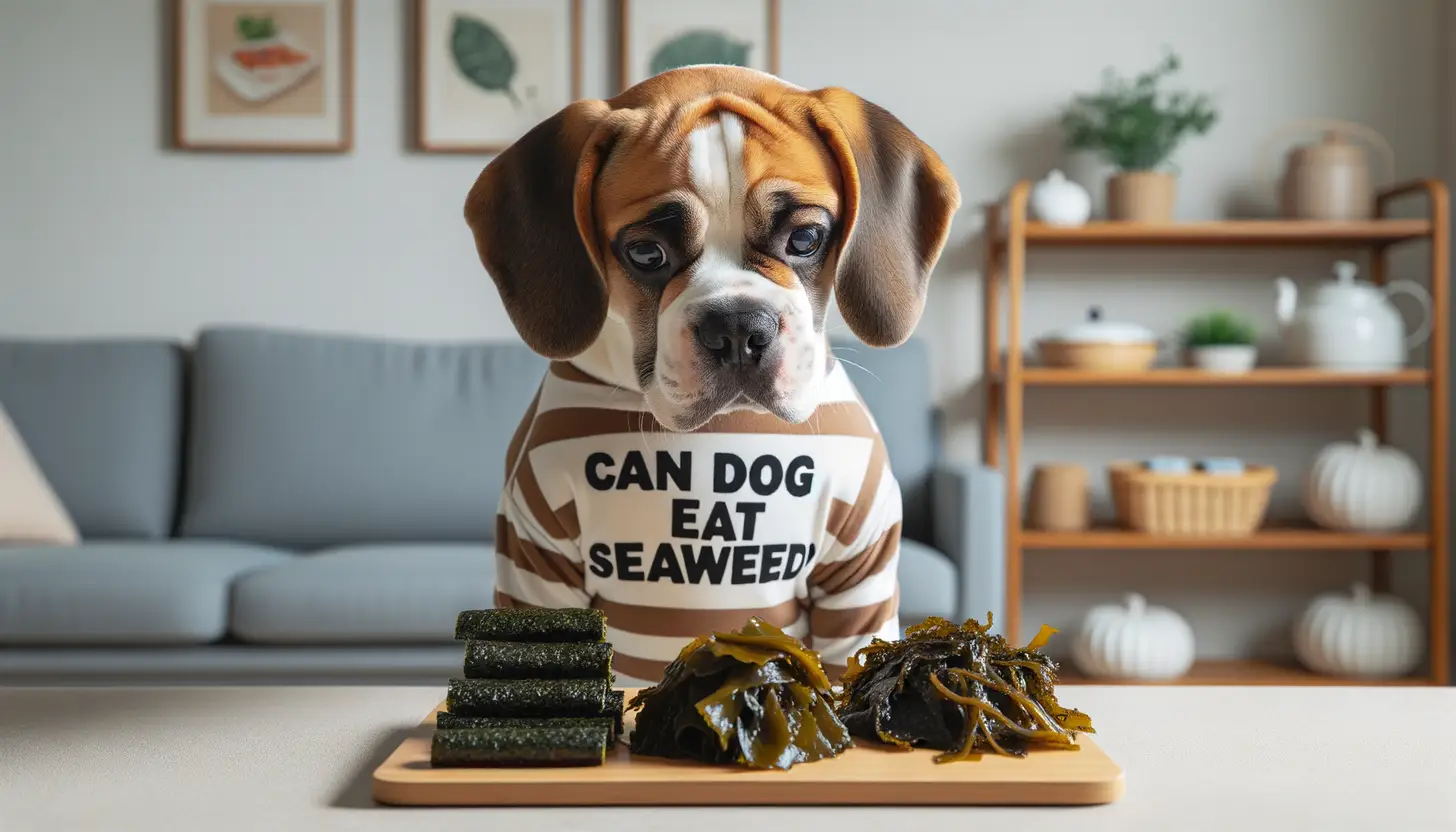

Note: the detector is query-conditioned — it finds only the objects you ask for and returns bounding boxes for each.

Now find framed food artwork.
[173,0,354,152]
[414,0,583,154]
[619,0,780,92]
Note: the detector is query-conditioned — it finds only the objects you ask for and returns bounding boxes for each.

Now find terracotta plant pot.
[1106,171,1177,222]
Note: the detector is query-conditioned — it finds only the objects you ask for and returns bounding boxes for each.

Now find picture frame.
[414,0,583,154]
[173,0,354,153]
[618,0,780,93]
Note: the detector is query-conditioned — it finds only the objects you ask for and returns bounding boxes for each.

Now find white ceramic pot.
[1274,260,1433,370]
[1070,593,1196,681]
[1187,344,1257,374]
[1293,583,1423,678]
[1303,429,1422,531]
[1030,170,1092,227]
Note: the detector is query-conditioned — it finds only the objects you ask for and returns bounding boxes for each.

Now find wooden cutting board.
[371,693,1125,807]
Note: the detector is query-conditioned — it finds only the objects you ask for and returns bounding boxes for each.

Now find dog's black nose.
[695,302,780,366]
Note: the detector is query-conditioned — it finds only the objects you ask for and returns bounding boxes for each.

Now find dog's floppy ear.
[464,100,618,359]
[804,88,961,347]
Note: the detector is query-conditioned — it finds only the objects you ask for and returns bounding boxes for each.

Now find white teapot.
[1274,260,1432,370]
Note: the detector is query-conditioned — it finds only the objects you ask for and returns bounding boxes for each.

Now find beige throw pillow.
[0,402,79,545]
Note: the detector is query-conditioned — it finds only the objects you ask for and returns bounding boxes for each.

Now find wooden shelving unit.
[1057,659,1431,687]
[996,368,1432,387]
[983,179,1450,686]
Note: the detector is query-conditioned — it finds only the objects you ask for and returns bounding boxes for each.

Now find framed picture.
[415,0,583,154]
[173,0,354,152]
[619,0,780,92]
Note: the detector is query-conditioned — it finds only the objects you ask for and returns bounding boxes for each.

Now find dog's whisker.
[834,357,880,383]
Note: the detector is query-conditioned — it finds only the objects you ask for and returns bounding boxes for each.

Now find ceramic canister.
[1028,464,1090,531]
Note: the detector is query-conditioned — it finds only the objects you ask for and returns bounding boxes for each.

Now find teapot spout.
[1275,276,1297,325]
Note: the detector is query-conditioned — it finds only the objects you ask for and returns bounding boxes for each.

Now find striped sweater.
[493,359,902,685]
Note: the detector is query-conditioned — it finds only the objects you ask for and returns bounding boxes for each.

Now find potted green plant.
[1061,51,1219,222]
[1183,311,1258,374]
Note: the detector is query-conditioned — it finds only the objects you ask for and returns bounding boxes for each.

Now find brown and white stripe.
[493,359,903,682]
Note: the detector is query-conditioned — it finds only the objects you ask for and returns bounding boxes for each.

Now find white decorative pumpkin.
[1292,583,1423,678]
[1303,429,1422,531]
[1070,593,1196,681]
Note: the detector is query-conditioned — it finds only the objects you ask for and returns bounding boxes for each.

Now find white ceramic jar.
[1303,429,1422,531]
[1070,593,1196,681]
[1293,583,1423,678]
[1187,344,1258,374]
[1030,169,1092,227]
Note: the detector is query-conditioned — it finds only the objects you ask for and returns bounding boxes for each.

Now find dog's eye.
[626,241,667,270]
[786,226,823,257]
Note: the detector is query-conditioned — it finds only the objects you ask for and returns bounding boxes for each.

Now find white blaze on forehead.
[686,112,747,262]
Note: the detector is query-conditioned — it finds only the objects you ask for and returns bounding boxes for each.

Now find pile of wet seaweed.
[835,615,1094,763]
[627,617,853,770]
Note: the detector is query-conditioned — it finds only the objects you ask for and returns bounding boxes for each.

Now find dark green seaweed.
[607,689,624,737]
[835,615,1095,763]
[627,617,852,770]
[463,640,614,680]
[435,713,619,744]
[454,608,606,643]
[430,724,609,767]
[446,678,610,718]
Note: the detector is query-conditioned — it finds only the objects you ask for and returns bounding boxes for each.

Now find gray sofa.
[0,326,1003,684]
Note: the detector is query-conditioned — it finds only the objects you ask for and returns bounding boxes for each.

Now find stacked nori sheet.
[431,608,625,768]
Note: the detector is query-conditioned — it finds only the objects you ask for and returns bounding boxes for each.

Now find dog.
[465,66,959,684]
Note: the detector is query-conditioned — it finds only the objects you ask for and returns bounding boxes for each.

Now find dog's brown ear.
[464,100,617,359]
[804,88,961,347]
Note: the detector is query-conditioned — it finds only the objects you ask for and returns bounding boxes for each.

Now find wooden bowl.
[1037,340,1158,372]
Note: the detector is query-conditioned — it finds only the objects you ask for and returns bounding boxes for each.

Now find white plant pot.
[1187,345,1257,374]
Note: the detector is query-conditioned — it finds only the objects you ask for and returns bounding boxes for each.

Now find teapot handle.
[1255,118,1396,198]
[1381,279,1434,350]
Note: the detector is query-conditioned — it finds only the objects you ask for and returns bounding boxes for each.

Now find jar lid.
[1042,306,1157,344]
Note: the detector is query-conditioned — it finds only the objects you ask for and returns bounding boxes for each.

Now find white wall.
[0,0,1445,659]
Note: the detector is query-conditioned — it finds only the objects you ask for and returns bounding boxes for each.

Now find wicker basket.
[1108,462,1278,536]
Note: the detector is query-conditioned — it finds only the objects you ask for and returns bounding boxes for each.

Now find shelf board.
[1005,219,1432,247]
[995,367,1431,387]
[1057,659,1431,686]
[1021,525,1430,551]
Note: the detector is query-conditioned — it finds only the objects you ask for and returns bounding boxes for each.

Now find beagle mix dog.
[466,66,959,683]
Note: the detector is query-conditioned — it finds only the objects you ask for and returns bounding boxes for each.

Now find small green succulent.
[1183,311,1256,348]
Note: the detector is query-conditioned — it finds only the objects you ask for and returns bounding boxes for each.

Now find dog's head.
[465,66,960,431]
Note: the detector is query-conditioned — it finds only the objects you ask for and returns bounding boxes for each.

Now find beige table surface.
[2,684,1454,831]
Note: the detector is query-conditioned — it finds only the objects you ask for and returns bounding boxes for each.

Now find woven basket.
[1108,462,1278,536]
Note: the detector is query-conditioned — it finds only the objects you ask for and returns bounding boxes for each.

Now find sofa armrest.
[930,464,1006,632]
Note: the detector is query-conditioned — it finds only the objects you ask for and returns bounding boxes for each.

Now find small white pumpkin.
[1070,593,1196,681]
[1303,429,1422,532]
[1293,583,1423,678]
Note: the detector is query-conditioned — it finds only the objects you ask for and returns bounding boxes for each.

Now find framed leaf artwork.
[619,0,780,92]
[415,0,583,154]
[174,0,354,152]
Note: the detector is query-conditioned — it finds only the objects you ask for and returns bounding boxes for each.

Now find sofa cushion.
[0,402,78,544]
[0,339,184,539]
[230,544,495,644]
[180,327,546,549]
[897,539,957,622]
[832,337,935,542]
[0,541,290,645]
